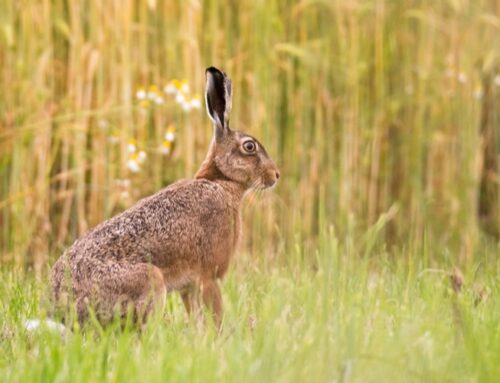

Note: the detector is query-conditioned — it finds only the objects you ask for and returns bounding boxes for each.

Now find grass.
[1,230,499,382]
[0,1,499,381]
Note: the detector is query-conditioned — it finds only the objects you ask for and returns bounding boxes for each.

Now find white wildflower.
[164,131,175,142]
[175,92,185,104]
[190,98,202,109]
[153,95,164,105]
[127,159,140,173]
[127,143,137,153]
[136,89,147,100]
[182,101,192,112]
[164,84,177,95]
[160,144,171,155]
[138,150,147,163]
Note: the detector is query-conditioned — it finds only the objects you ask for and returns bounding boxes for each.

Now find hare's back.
[148,178,230,219]
[61,178,236,274]
[90,178,232,248]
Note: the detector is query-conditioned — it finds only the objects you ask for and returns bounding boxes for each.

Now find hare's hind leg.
[51,259,166,326]
[104,263,166,324]
[123,263,167,323]
[82,262,166,326]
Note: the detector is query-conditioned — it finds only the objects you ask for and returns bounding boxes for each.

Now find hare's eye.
[243,140,256,153]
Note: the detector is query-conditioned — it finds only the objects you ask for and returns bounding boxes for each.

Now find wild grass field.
[0,0,499,382]
[1,231,499,382]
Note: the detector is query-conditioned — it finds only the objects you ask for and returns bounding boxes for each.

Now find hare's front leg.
[180,283,199,317]
[201,278,223,329]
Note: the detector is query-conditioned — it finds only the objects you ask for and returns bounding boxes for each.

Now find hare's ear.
[205,67,232,140]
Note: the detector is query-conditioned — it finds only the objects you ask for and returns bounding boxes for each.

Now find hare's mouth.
[262,179,277,189]
[250,172,279,190]
[262,169,280,189]
[250,178,268,190]
[256,177,278,190]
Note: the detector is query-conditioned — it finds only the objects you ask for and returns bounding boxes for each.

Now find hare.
[50,67,280,328]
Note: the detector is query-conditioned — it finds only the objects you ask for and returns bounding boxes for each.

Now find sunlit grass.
[0,1,499,380]
[0,231,498,382]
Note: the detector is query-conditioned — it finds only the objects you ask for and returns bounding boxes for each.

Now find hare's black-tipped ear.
[205,67,232,140]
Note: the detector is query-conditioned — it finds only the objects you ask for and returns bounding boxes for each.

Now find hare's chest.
[214,208,241,278]
[152,192,240,280]
[190,204,240,278]
[210,204,239,244]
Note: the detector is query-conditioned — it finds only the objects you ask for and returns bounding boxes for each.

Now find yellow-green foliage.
[0,3,499,380]
[0,0,499,271]
[1,231,499,382]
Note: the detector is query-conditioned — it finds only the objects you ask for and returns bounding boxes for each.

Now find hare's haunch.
[50,67,280,327]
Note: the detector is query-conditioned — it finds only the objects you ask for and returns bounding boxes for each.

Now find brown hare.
[50,67,280,328]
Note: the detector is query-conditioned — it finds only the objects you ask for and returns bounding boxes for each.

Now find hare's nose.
[275,170,280,180]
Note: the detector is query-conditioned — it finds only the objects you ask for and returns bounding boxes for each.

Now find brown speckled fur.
[50,67,279,327]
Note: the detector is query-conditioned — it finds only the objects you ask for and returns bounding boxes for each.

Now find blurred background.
[0,0,499,274]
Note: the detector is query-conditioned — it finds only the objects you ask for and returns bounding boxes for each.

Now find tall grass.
[1,3,498,381]
[0,0,499,272]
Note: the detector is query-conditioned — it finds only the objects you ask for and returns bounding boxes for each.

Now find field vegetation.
[0,0,499,382]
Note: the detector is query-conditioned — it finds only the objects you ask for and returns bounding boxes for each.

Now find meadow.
[1,231,499,382]
[0,0,499,382]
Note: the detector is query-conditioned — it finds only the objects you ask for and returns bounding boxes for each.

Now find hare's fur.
[50,67,279,327]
